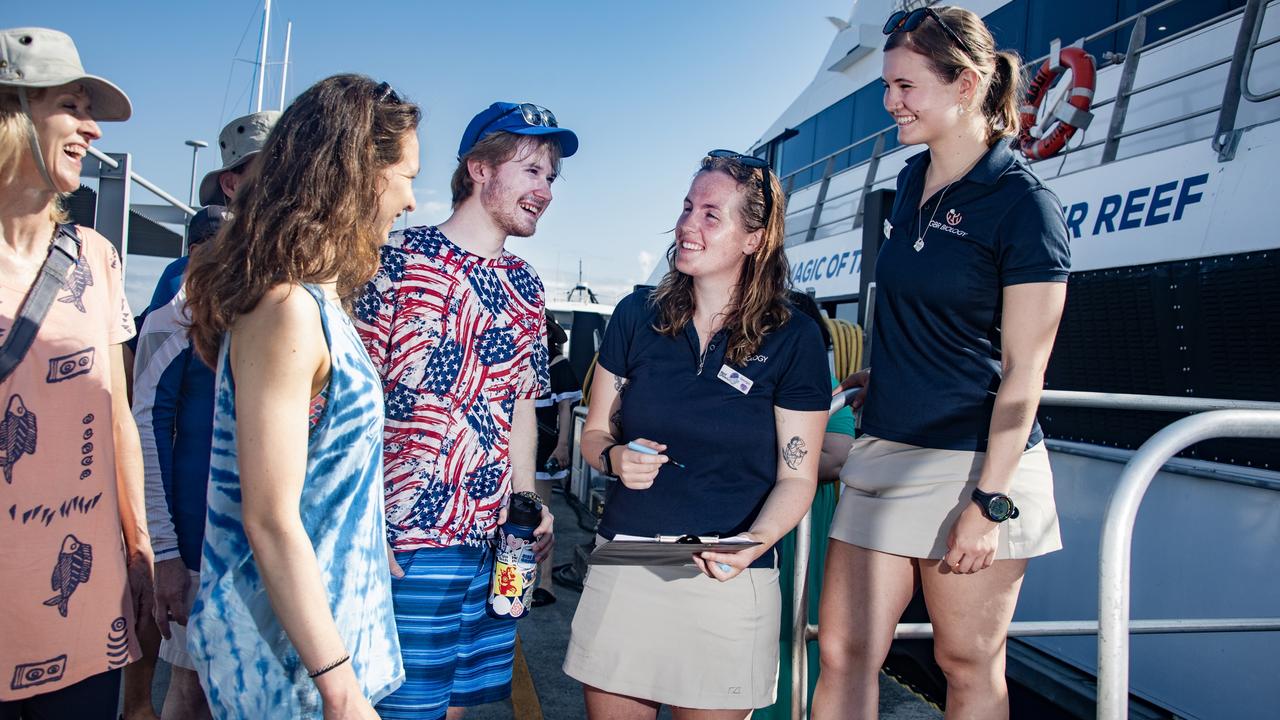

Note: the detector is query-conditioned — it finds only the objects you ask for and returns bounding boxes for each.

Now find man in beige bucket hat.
[197,110,278,206]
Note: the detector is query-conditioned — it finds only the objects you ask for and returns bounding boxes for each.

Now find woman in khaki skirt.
[812,7,1071,720]
[565,152,830,719]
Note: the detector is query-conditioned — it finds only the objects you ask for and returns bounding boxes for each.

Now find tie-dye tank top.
[188,284,403,717]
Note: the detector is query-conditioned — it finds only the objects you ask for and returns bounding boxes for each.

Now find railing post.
[95,152,131,269]
[853,134,886,229]
[1239,0,1279,102]
[804,156,839,244]
[1214,0,1266,160]
[1103,15,1146,163]
[792,509,812,720]
[1097,409,1280,719]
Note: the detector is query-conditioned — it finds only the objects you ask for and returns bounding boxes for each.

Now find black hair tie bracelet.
[308,654,351,679]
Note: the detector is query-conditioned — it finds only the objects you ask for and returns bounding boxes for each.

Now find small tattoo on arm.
[782,436,807,470]
[613,375,628,394]
[610,409,623,434]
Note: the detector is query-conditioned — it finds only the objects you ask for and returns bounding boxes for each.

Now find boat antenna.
[278,20,292,110]
[566,259,599,304]
[253,0,271,113]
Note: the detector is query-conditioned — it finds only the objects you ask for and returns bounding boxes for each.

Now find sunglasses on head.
[883,8,971,53]
[374,81,402,104]
[705,149,774,225]
[474,102,559,143]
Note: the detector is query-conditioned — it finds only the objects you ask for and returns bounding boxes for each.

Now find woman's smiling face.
[23,83,102,192]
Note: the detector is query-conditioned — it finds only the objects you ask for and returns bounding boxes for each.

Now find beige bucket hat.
[199,111,279,205]
[0,27,131,120]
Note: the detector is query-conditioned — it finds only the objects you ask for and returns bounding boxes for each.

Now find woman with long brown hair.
[814,7,1070,719]
[183,74,421,719]
[564,152,829,719]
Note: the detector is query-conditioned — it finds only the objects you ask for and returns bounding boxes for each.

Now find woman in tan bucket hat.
[0,27,155,719]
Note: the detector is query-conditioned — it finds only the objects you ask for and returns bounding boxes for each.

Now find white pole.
[279,21,292,110]
[254,0,271,113]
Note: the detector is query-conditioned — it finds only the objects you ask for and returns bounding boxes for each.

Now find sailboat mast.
[254,0,272,113]
[279,21,292,110]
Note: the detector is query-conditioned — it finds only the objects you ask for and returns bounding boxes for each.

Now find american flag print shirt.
[355,226,549,550]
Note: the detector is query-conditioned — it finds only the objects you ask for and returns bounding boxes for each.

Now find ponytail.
[984,50,1023,142]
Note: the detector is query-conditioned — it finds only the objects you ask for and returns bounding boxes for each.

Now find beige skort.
[158,568,200,670]
[563,558,781,710]
[830,435,1062,560]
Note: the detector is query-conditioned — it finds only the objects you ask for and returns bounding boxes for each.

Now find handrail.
[1241,0,1280,102]
[1096,409,1280,719]
[790,392,1280,719]
[88,145,197,217]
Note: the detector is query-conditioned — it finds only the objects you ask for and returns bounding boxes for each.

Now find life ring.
[1017,45,1097,161]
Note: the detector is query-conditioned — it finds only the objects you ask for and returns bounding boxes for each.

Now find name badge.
[717,364,754,395]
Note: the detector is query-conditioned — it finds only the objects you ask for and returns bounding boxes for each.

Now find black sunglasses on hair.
[706,149,774,225]
[883,8,971,53]
[375,81,401,104]
[473,102,559,143]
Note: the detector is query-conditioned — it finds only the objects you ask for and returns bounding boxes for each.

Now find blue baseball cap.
[458,102,578,159]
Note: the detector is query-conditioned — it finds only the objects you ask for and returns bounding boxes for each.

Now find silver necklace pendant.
[913,237,925,252]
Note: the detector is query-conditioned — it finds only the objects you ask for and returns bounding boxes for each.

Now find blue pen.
[626,441,686,468]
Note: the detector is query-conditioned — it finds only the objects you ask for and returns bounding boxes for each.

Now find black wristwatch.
[971,488,1020,522]
[599,442,624,478]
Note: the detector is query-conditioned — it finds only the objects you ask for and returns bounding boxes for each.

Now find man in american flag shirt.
[355,102,577,720]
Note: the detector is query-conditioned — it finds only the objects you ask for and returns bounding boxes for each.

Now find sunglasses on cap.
[883,8,971,53]
[473,102,558,142]
[705,149,774,225]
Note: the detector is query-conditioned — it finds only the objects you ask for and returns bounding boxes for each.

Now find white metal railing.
[790,391,1280,719]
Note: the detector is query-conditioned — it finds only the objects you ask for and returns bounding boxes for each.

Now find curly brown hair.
[651,155,791,366]
[186,74,421,366]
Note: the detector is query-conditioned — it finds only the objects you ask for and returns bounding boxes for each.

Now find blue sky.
[12,0,852,310]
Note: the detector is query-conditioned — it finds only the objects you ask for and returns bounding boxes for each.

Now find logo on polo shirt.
[927,212,969,238]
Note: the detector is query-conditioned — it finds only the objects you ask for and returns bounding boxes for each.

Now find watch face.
[988,496,1013,520]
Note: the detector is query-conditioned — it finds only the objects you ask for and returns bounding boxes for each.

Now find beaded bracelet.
[513,490,543,507]
[308,654,350,679]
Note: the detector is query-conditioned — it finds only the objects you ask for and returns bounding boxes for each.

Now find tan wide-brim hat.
[0,27,131,121]
[198,110,280,205]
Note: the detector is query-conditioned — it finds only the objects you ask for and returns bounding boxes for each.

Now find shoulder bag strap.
[0,224,83,384]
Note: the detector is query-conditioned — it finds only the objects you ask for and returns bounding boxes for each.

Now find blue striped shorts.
[374,545,516,720]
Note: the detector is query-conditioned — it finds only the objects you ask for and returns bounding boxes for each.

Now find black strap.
[0,224,83,384]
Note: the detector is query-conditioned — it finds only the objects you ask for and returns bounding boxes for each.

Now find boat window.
[778,116,817,187]
[985,1,1029,57]
[1027,0,1120,60]
[814,95,856,176]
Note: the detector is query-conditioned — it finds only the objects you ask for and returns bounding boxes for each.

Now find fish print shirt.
[0,227,140,701]
[355,226,549,551]
[187,285,402,718]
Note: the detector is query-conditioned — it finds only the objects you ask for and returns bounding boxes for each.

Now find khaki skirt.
[563,559,781,710]
[830,435,1062,560]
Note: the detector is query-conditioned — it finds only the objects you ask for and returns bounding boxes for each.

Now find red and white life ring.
[1017,45,1097,161]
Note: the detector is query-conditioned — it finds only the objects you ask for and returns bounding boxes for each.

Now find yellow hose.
[825,318,863,380]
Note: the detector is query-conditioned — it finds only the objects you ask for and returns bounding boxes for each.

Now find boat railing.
[776,0,1280,247]
[85,145,197,261]
[790,390,1280,720]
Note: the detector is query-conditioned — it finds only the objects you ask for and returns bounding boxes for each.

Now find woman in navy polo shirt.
[563,152,830,717]
[812,7,1070,720]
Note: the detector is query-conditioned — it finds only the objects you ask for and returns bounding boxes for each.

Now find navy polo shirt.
[861,139,1070,451]
[596,290,830,566]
